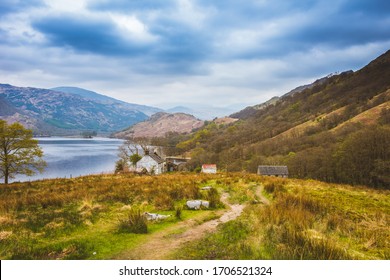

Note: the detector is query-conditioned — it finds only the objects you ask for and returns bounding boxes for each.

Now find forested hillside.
[168,50,390,188]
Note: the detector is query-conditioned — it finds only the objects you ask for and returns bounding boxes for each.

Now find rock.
[186,200,210,210]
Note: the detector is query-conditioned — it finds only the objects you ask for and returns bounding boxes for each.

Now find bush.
[205,188,221,208]
[118,208,148,234]
[154,194,175,210]
[263,179,286,195]
[175,206,183,220]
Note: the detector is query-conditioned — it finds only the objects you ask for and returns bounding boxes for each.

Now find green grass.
[1,173,389,259]
[0,173,228,259]
[172,176,390,260]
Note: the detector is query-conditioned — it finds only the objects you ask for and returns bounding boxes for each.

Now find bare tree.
[119,137,149,158]
[117,137,150,170]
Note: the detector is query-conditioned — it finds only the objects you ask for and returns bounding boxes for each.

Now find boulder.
[144,212,171,221]
[186,200,210,210]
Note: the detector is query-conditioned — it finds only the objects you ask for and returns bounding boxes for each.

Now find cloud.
[88,0,175,12]
[32,15,152,56]
[0,0,46,17]
[282,4,390,50]
[1,0,390,109]
[29,1,390,63]
[341,0,390,16]
[207,0,390,60]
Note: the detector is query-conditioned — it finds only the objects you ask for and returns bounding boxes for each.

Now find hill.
[0,84,151,134]
[52,86,162,116]
[113,112,204,138]
[230,96,279,119]
[231,72,353,120]
[173,50,390,188]
[0,173,388,260]
[166,105,238,120]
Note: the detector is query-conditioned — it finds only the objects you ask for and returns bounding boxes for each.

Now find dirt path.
[255,184,270,205]
[112,193,244,260]
[112,186,270,260]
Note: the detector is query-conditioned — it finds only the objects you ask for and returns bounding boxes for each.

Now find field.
[0,172,389,260]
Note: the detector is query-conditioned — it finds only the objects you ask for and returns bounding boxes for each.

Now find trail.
[112,193,243,260]
[112,186,269,260]
[255,184,270,205]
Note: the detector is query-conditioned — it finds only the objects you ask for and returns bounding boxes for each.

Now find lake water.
[13,137,124,182]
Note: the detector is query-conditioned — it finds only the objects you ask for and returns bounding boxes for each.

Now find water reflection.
[13,137,124,182]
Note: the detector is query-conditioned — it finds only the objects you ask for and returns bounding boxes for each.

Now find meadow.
[0,172,388,260]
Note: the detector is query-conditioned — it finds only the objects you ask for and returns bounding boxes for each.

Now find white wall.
[136,155,163,174]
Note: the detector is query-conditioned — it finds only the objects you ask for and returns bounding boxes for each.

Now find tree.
[117,137,149,171]
[0,120,46,184]
[129,154,142,167]
[334,126,390,188]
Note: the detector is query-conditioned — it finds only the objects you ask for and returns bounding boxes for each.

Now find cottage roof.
[149,153,164,164]
[202,164,217,169]
[165,156,191,161]
[258,165,288,176]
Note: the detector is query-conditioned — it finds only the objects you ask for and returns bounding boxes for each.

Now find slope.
[114,112,204,138]
[175,50,390,188]
[0,84,149,134]
[52,86,162,117]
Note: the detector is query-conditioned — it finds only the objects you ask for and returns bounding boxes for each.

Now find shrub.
[118,208,148,234]
[205,188,221,208]
[263,179,286,195]
[154,194,175,210]
[175,206,183,220]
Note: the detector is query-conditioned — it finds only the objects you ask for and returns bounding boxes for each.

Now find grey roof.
[258,165,288,176]
[149,153,164,164]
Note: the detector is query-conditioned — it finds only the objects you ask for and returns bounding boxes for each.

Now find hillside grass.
[173,176,390,260]
[0,173,389,260]
[0,173,226,259]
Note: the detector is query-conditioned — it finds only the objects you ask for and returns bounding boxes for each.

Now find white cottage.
[136,151,164,175]
[201,164,217,174]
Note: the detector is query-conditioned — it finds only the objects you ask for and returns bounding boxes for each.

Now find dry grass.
[1,173,389,260]
[118,207,148,234]
[0,172,227,259]
[175,176,390,260]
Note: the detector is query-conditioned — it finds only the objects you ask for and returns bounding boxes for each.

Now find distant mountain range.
[0,84,161,135]
[0,83,240,135]
[52,87,161,117]
[166,105,238,120]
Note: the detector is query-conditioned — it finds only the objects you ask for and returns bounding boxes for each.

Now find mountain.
[113,112,204,138]
[231,71,354,120]
[230,96,279,119]
[174,50,390,188]
[51,86,162,116]
[0,94,17,116]
[0,84,150,134]
[166,105,238,120]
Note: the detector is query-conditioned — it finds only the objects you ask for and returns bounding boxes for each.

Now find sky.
[1,0,390,110]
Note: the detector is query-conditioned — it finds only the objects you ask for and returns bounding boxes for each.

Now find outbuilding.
[201,164,217,174]
[257,165,289,178]
[165,156,191,172]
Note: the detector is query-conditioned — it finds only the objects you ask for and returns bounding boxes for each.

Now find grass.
[118,208,148,234]
[0,173,227,259]
[1,173,389,259]
[172,176,390,260]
